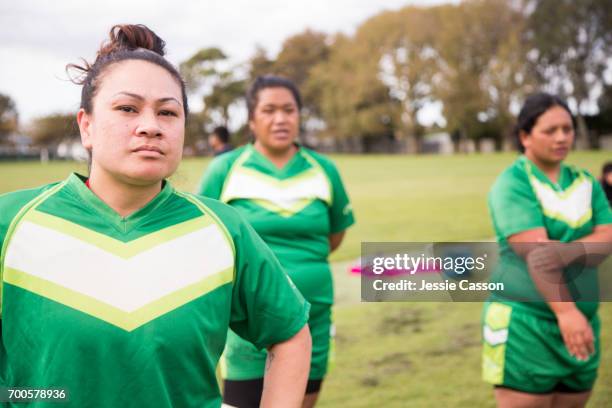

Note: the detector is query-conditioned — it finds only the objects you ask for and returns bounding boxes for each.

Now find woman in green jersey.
[0,25,312,408]
[483,93,612,407]
[198,75,355,408]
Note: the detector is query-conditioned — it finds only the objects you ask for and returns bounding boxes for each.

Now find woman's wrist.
[549,301,579,318]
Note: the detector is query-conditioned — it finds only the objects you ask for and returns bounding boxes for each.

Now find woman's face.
[249,87,299,153]
[521,105,574,166]
[77,59,185,186]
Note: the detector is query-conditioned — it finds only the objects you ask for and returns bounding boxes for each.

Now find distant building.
[422,132,453,154]
[56,139,89,161]
[0,133,39,160]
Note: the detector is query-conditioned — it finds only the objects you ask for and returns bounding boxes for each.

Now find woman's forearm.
[260,325,312,408]
[329,231,346,252]
[574,225,612,266]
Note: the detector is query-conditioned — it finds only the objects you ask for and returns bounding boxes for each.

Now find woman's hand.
[526,243,565,276]
[553,304,595,361]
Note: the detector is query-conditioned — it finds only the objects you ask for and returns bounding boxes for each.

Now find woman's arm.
[507,227,612,361]
[260,325,312,408]
[573,224,612,265]
[329,231,346,253]
[508,228,575,302]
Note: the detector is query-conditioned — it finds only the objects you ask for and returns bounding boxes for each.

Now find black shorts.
[223,378,323,407]
[494,384,592,394]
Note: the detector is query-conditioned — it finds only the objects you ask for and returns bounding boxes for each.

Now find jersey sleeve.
[196,156,231,200]
[229,215,310,349]
[321,158,355,234]
[0,196,10,318]
[590,175,612,226]
[0,186,53,317]
[488,166,545,239]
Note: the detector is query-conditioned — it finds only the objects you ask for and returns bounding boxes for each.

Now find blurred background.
[1,1,610,406]
[1,0,611,159]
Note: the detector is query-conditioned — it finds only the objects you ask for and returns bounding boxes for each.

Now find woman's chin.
[123,167,171,185]
[270,140,296,153]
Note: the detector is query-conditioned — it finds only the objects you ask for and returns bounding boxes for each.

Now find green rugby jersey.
[0,173,309,407]
[488,155,612,319]
[198,144,355,305]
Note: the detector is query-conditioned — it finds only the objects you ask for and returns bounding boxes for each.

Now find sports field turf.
[1,151,610,407]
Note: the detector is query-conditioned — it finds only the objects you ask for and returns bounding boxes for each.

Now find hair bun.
[98,24,166,58]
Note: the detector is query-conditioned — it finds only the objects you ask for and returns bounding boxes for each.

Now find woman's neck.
[88,166,162,217]
[253,141,298,169]
[525,151,561,183]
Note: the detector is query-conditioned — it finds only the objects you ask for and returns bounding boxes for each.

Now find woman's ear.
[248,119,255,136]
[77,109,93,151]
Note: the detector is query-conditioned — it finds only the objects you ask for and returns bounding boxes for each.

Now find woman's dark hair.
[211,126,230,144]
[246,75,302,120]
[603,161,612,204]
[515,92,574,152]
[67,24,188,117]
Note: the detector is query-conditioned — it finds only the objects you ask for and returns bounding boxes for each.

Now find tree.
[203,74,246,126]
[472,0,536,149]
[180,47,245,141]
[526,0,612,147]
[29,113,78,147]
[184,111,208,154]
[179,47,228,94]
[369,7,442,152]
[310,34,400,147]
[0,93,19,143]
[247,46,274,81]
[274,30,330,118]
[274,30,329,88]
[434,0,533,150]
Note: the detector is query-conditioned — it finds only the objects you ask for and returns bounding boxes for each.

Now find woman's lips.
[133,145,164,156]
[271,129,290,138]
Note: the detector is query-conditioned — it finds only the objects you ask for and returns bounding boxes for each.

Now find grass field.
[0,151,610,407]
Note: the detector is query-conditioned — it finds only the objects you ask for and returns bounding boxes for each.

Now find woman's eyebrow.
[158,97,182,106]
[111,92,182,106]
[112,91,144,100]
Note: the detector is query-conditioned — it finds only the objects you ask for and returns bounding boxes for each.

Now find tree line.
[2,0,611,154]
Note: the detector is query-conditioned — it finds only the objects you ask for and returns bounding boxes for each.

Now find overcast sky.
[0,0,457,125]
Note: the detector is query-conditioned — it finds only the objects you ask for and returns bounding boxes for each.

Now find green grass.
[0,151,610,407]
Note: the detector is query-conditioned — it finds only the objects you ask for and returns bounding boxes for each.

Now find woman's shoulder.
[491,157,530,191]
[562,161,596,182]
[0,182,62,212]
[212,145,249,164]
[300,146,333,165]
[203,145,250,178]
[299,147,342,179]
[0,182,62,227]
[180,192,247,231]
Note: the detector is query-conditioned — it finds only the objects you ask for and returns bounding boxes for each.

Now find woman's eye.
[117,106,136,113]
[159,110,177,117]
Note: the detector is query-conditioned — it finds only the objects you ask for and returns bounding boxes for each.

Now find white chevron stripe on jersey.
[529,176,592,227]
[221,167,331,213]
[5,220,234,313]
[483,325,508,346]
